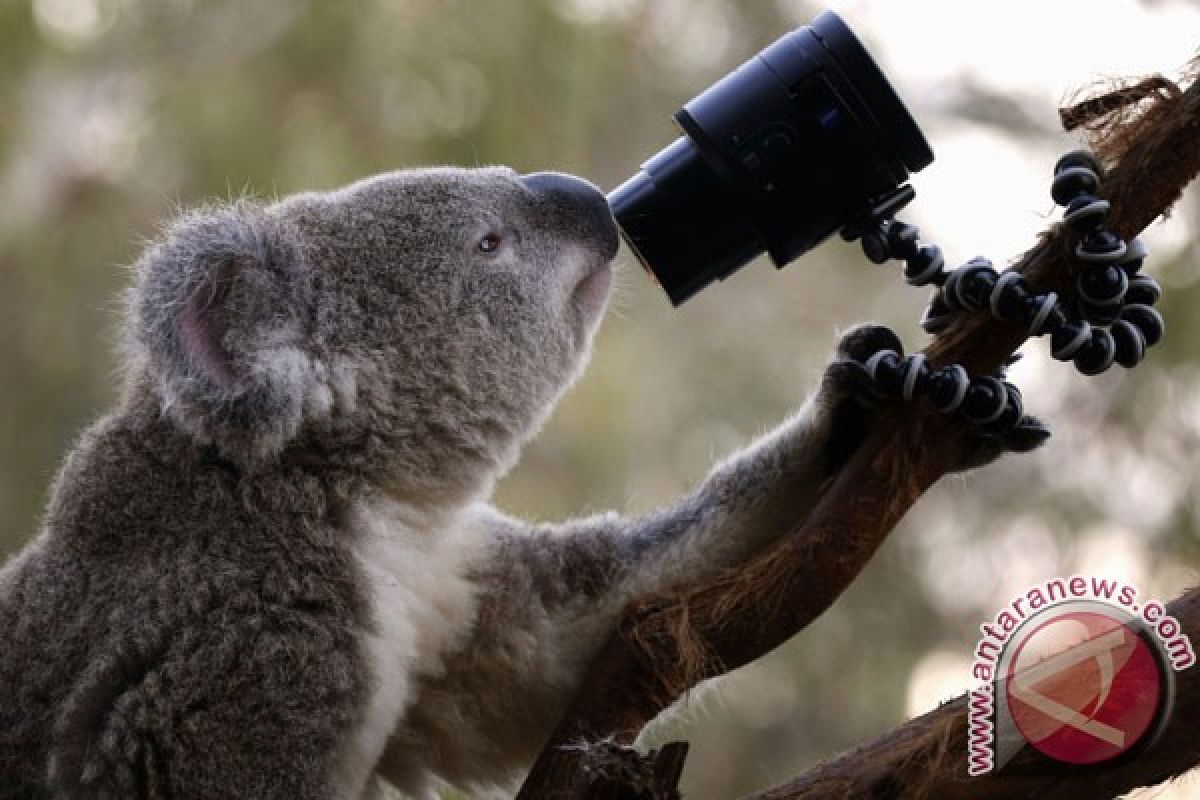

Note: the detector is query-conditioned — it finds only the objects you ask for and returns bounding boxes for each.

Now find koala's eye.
[477,232,503,254]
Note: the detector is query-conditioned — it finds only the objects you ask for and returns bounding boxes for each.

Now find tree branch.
[517,62,1200,799]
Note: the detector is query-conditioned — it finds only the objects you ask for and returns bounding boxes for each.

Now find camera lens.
[608,11,933,306]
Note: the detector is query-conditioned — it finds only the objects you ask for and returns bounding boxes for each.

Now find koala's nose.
[520,172,619,259]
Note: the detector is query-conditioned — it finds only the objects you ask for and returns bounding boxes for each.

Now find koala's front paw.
[819,323,1052,476]
[824,324,905,406]
[820,323,904,473]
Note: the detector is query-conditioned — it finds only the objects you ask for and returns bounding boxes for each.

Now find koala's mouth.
[573,256,614,317]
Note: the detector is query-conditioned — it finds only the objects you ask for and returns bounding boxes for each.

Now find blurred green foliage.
[1,1,1197,797]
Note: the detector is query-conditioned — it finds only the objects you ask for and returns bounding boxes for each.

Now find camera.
[608,11,934,306]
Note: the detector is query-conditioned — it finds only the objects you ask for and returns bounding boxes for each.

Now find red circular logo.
[1005,610,1163,765]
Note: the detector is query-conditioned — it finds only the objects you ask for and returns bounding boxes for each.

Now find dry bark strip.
[516,62,1200,800]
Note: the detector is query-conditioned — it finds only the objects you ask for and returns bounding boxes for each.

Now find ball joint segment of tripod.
[606,11,932,306]
[863,349,1026,434]
[848,149,1164,379]
[840,148,1167,441]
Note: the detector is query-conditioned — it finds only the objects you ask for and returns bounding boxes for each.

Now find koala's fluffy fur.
[0,166,898,799]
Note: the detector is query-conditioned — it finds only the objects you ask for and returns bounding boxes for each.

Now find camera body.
[609,12,933,305]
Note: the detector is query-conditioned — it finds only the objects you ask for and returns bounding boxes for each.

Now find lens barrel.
[609,11,933,306]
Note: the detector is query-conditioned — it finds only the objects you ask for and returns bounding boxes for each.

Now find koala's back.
[0,523,90,799]
[0,401,369,799]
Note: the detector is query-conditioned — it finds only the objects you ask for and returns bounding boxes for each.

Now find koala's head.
[126,167,619,498]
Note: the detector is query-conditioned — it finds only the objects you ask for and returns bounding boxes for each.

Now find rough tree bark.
[516,61,1200,800]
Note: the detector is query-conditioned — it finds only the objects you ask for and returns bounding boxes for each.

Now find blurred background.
[2,0,1199,797]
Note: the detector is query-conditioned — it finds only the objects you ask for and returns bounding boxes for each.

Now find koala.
[0,166,1027,800]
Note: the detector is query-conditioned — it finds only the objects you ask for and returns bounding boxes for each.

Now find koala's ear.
[130,203,340,463]
[175,245,245,391]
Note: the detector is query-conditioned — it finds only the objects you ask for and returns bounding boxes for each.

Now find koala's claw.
[956,414,1051,472]
[823,359,883,409]
[1003,414,1052,453]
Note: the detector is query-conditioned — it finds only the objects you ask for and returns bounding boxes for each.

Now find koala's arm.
[394,331,893,792]
[497,325,896,606]
[483,385,849,641]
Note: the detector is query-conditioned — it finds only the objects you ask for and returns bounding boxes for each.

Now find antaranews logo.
[967,576,1195,776]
